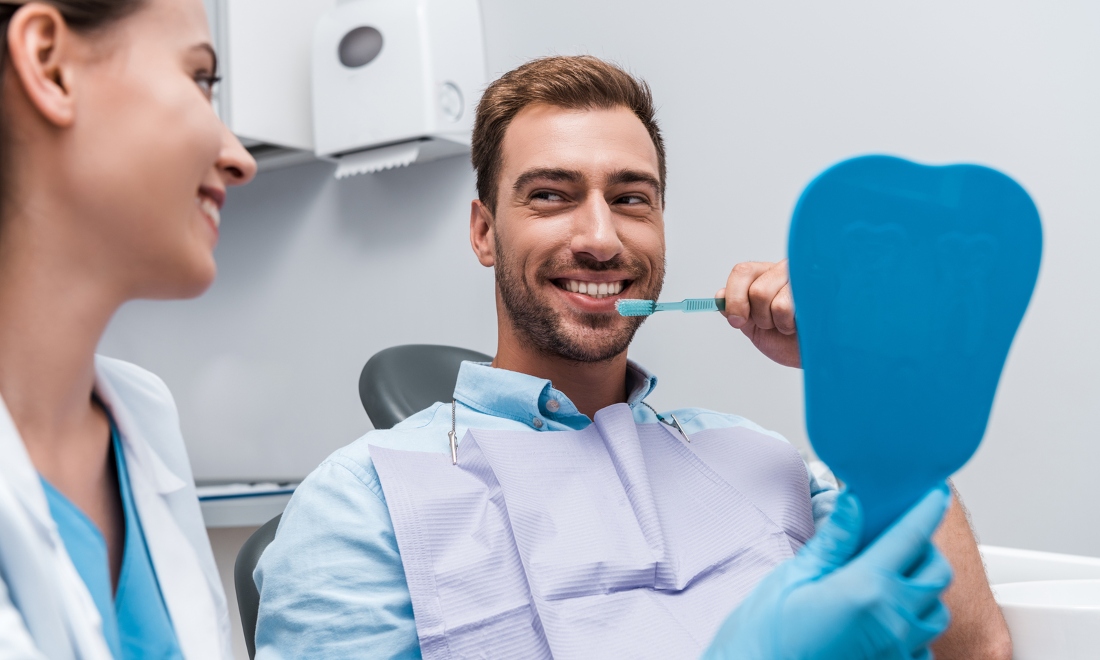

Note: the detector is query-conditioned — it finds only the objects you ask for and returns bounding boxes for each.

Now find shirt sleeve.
[253,454,421,660]
[805,459,839,530]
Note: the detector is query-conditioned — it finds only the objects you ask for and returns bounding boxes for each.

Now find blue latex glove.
[702,485,953,660]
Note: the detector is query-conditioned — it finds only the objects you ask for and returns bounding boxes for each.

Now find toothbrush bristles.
[616,299,656,317]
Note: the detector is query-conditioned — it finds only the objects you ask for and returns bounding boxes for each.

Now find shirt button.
[545,399,560,413]
[532,417,544,429]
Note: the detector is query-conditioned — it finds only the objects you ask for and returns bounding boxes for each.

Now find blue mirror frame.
[789,155,1042,545]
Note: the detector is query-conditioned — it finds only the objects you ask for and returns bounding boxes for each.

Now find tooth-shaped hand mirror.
[789,155,1042,546]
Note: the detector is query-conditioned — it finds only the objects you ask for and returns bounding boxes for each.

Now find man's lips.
[553,277,629,298]
[550,277,637,312]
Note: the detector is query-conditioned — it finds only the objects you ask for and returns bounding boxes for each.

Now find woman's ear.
[6,4,76,127]
[470,199,496,267]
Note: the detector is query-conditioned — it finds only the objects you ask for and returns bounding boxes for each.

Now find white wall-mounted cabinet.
[203,0,484,173]
[205,0,337,167]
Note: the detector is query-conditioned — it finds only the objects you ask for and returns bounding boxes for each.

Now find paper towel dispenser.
[312,0,487,178]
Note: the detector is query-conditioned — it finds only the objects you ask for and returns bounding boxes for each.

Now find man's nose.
[571,194,624,263]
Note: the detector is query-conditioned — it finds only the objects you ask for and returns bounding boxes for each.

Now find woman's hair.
[0,0,146,214]
[1,0,144,33]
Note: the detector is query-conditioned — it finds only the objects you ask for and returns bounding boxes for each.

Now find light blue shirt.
[41,421,183,660]
[254,361,837,659]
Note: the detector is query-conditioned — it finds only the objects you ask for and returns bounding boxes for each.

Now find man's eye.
[532,191,565,202]
[195,74,222,98]
[616,195,647,205]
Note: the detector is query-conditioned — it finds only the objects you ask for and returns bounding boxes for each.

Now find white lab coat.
[0,356,232,659]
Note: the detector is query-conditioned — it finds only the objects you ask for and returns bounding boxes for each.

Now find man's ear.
[6,4,77,128]
[470,199,496,267]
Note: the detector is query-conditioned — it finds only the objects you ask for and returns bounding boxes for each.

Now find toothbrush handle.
[681,297,726,313]
[652,298,727,313]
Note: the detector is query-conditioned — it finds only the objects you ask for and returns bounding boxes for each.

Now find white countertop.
[197,482,298,529]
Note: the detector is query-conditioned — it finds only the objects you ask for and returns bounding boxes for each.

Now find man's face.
[479,104,666,362]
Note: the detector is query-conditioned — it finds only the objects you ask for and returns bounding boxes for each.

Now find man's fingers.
[723,261,796,335]
[770,283,797,335]
[724,262,772,327]
[747,271,779,329]
[745,261,791,331]
[769,259,796,335]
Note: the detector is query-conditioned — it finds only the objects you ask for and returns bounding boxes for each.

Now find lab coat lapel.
[0,391,54,538]
[95,370,227,660]
[0,392,113,660]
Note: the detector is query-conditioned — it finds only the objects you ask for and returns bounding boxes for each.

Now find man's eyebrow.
[512,168,584,193]
[190,43,219,76]
[606,169,661,192]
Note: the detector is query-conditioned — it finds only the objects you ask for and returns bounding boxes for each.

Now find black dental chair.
[357,344,492,430]
[233,344,492,658]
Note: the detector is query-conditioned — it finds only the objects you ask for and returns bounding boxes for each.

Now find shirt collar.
[453,360,658,429]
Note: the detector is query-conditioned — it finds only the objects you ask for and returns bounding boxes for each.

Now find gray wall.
[101,0,1100,555]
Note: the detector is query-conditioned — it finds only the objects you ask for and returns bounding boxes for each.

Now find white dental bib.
[370,403,814,659]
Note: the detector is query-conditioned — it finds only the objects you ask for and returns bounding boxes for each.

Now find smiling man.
[254,56,1010,659]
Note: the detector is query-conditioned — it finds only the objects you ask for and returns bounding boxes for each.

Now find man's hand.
[718,260,800,367]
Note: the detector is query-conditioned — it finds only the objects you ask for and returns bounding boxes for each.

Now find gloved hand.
[702,484,953,660]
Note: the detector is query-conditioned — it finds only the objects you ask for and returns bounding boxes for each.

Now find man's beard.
[495,244,665,363]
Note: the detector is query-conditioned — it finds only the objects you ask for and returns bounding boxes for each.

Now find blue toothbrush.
[616,298,726,317]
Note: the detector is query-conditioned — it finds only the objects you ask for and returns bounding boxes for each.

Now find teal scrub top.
[40,421,183,659]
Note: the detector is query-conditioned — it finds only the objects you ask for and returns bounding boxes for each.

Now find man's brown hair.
[472,55,666,213]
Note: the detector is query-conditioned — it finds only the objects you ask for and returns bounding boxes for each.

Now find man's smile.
[552,278,630,299]
[544,270,641,314]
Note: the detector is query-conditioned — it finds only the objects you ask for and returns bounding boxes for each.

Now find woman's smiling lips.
[197,185,225,235]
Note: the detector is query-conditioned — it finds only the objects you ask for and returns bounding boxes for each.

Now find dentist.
[0,0,254,657]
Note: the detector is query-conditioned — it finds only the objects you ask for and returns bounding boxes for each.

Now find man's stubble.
[494,240,665,363]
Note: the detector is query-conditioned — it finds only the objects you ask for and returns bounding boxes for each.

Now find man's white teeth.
[198,196,221,228]
[560,279,624,299]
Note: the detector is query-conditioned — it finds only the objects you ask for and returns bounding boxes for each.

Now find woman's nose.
[217,122,258,187]
[571,195,624,263]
